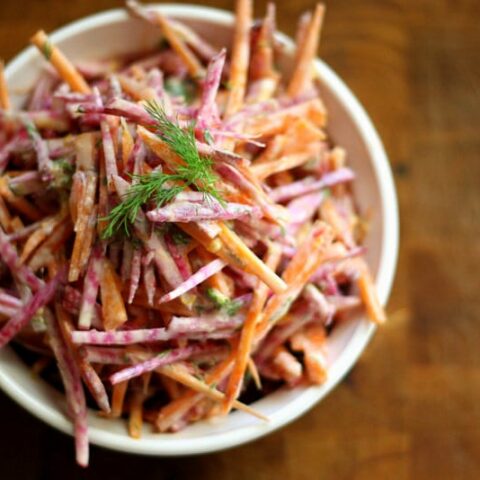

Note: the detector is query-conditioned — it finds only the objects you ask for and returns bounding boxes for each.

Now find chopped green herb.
[207,288,243,316]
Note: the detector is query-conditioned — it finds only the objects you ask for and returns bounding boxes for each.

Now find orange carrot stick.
[156,354,235,432]
[30,30,91,94]
[217,224,287,293]
[0,60,11,111]
[100,258,128,331]
[128,387,144,439]
[288,4,325,97]
[357,262,386,324]
[158,363,268,421]
[68,172,97,282]
[290,324,327,384]
[0,177,41,221]
[224,0,253,117]
[152,12,204,79]
[111,380,129,418]
[223,243,282,412]
[251,148,319,180]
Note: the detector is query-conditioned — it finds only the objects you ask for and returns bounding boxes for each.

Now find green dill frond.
[144,100,223,203]
[102,102,224,239]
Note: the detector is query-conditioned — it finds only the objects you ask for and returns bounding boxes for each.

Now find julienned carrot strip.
[20,209,68,263]
[217,224,287,294]
[100,257,128,331]
[0,177,41,221]
[250,148,319,180]
[255,223,334,341]
[77,205,98,274]
[157,363,268,422]
[68,172,97,282]
[357,262,386,324]
[128,387,144,439]
[292,11,312,75]
[287,4,325,97]
[245,98,327,137]
[290,324,327,384]
[247,357,262,389]
[223,243,282,412]
[271,346,303,384]
[0,60,11,111]
[120,118,134,173]
[111,380,129,418]
[0,195,12,232]
[224,0,253,117]
[156,354,235,431]
[152,12,205,79]
[30,30,91,94]
[118,75,158,101]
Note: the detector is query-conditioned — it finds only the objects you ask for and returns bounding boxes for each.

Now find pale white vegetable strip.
[109,343,216,385]
[0,228,43,291]
[45,307,89,467]
[0,272,60,348]
[128,247,142,304]
[158,259,226,304]
[78,245,102,330]
[147,200,261,223]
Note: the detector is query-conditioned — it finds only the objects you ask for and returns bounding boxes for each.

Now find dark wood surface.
[1,0,480,478]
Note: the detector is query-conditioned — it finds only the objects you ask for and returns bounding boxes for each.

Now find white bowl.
[0,5,399,456]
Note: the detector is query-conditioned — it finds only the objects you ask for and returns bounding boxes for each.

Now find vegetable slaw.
[0,0,386,467]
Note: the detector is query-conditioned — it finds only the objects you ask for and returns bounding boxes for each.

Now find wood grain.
[1,0,480,478]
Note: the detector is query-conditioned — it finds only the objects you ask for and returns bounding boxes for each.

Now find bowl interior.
[0,5,398,455]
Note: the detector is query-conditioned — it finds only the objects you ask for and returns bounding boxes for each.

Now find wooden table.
[1,0,479,478]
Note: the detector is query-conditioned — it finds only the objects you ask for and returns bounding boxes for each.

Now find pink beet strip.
[147,200,260,223]
[44,308,89,467]
[78,352,111,413]
[158,259,226,304]
[196,49,226,128]
[165,234,193,281]
[70,327,236,345]
[168,312,244,334]
[109,343,215,385]
[0,272,60,348]
[0,229,43,291]
[78,245,103,330]
[269,167,355,203]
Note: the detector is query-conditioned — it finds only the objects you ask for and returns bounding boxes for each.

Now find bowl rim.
[0,4,399,456]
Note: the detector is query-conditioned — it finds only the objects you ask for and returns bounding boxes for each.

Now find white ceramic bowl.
[0,5,399,456]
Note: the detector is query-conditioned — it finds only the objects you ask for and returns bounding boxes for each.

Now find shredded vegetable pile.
[0,0,385,467]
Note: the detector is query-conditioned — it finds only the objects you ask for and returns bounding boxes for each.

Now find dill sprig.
[144,100,222,202]
[102,172,184,238]
[102,102,223,239]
